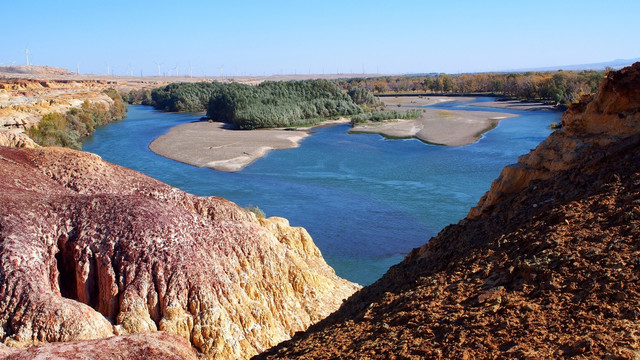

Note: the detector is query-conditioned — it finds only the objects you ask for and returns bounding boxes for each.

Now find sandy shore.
[353,96,515,146]
[150,96,526,172]
[149,122,308,172]
[149,119,350,172]
[467,99,555,111]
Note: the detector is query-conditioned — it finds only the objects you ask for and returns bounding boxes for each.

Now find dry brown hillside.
[256,64,640,359]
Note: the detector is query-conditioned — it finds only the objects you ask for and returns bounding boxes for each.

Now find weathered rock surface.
[0,332,197,359]
[0,79,121,130]
[469,62,640,218]
[0,146,358,359]
[0,131,38,148]
[256,65,640,358]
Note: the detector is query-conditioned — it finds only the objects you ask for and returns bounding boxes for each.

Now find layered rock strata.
[256,65,640,358]
[0,79,118,129]
[0,146,358,359]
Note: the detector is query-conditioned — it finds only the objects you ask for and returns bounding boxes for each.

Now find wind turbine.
[219,65,224,78]
[189,63,193,78]
[25,47,30,66]
[154,62,163,77]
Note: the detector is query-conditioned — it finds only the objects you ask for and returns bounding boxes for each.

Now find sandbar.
[467,99,555,111]
[353,97,516,146]
[149,121,310,172]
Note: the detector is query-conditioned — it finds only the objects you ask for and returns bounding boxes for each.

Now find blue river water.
[82,99,560,285]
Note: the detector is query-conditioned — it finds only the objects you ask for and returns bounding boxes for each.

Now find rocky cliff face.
[469,62,640,218]
[0,77,167,134]
[0,146,358,359]
[0,79,117,129]
[256,64,640,359]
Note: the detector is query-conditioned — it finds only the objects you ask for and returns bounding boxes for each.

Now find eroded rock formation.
[256,65,640,358]
[0,146,358,359]
[0,79,118,129]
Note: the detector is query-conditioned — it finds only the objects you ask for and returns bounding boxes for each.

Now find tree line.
[335,70,606,106]
[138,80,386,129]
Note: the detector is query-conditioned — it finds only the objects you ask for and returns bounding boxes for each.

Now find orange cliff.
[0,66,168,134]
[255,64,640,359]
[469,62,640,218]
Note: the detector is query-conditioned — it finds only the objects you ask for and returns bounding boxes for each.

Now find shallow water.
[82,99,560,285]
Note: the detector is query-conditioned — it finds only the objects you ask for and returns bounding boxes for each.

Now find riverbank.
[468,99,556,111]
[379,95,477,108]
[84,104,559,285]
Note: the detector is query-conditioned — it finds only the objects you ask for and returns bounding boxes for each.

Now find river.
[82,99,560,285]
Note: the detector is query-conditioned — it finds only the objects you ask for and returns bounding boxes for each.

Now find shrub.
[351,109,421,125]
[27,89,127,149]
[245,205,266,219]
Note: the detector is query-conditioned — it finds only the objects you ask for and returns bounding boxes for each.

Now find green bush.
[347,86,383,107]
[351,109,421,125]
[149,82,227,112]
[245,205,266,219]
[205,80,362,129]
[27,89,127,149]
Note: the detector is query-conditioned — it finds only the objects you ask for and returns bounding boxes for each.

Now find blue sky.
[2,0,639,76]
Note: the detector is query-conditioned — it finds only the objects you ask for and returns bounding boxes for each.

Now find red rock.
[0,146,358,359]
[0,332,197,359]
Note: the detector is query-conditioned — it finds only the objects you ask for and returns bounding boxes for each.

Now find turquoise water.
[82,100,560,285]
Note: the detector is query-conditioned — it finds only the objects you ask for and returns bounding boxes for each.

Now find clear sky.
[2,0,639,76]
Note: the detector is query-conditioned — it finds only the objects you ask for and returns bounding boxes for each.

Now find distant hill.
[512,58,640,72]
[0,65,73,76]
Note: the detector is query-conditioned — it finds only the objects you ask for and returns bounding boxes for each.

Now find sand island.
[148,96,549,172]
